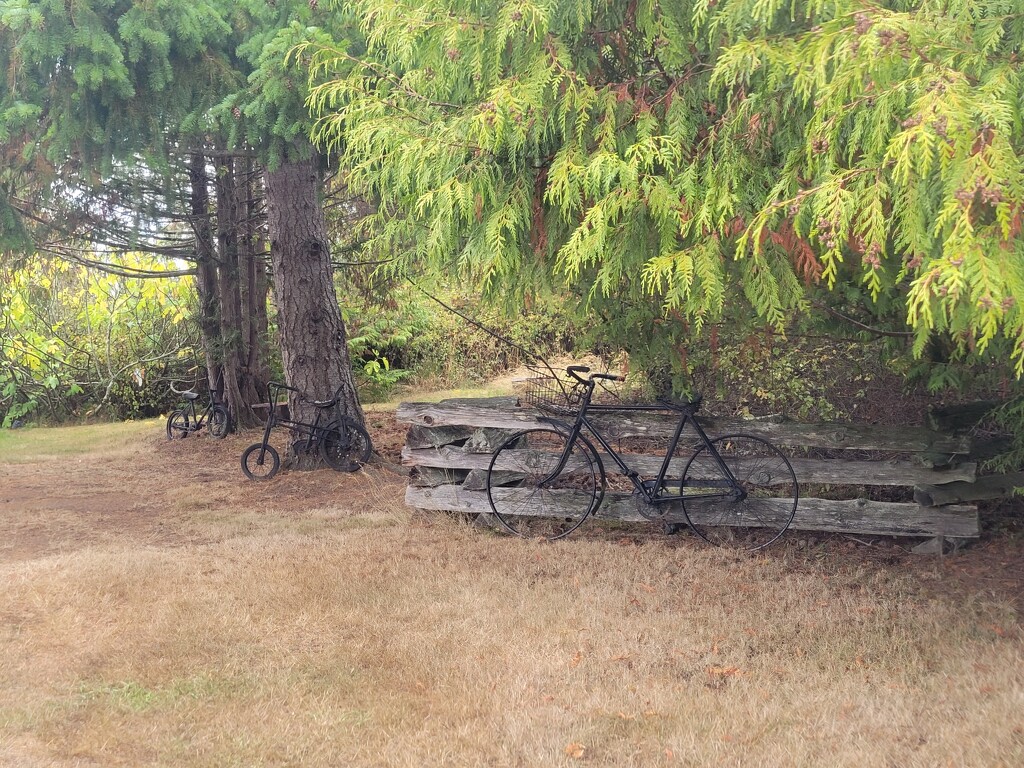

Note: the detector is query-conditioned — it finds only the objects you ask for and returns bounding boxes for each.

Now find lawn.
[0,414,1022,766]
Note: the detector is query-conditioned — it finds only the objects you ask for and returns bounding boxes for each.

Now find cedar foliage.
[304,0,1024,380]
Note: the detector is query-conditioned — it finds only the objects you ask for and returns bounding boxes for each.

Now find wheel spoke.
[166,411,189,440]
[241,444,280,480]
[208,406,230,438]
[320,420,373,471]
[486,428,602,540]
[681,434,797,551]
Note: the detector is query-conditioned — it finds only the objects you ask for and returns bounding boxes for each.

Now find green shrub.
[342,284,581,399]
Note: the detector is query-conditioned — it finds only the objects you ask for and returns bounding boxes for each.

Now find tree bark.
[214,154,256,427]
[264,153,363,431]
[189,151,268,428]
[243,158,271,402]
[188,152,223,398]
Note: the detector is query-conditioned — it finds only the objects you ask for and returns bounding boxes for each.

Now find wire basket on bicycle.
[519,373,585,414]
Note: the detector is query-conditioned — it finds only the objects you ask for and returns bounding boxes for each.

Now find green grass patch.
[0,419,160,463]
[364,381,518,412]
[75,675,237,713]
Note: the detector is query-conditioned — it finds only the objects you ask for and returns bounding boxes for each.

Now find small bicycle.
[485,365,798,550]
[241,381,372,480]
[166,384,231,440]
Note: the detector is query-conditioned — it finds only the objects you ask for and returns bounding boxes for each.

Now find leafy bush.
[339,283,581,399]
[401,291,581,388]
[0,255,197,425]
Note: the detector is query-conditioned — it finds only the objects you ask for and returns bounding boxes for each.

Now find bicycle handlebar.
[565,365,590,383]
[268,381,346,408]
[565,366,624,384]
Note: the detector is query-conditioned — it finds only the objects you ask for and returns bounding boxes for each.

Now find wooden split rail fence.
[397,397,995,545]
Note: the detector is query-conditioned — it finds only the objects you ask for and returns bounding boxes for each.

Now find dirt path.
[0,412,411,563]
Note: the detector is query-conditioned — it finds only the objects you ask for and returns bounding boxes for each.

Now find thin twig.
[813,302,915,338]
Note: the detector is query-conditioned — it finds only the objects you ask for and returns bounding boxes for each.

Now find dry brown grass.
[1,419,1023,767]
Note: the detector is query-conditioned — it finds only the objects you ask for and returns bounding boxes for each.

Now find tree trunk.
[264,153,363,435]
[188,151,269,429]
[243,159,271,403]
[212,153,254,430]
[188,152,223,398]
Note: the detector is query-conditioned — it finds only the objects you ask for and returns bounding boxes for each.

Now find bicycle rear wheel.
[486,427,604,541]
[166,410,190,440]
[320,420,373,471]
[208,405,230,438]
[680,434,797,551]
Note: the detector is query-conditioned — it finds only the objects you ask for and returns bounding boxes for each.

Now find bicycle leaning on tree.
[166,383,231,440]
[240,381,372,480]
[485,365,799,550]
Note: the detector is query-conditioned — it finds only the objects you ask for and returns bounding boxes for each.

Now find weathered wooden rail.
[397,397,986,544]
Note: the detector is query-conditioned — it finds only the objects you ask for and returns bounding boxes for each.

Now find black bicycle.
[166,385,230,440]
[485,365,798,550]
[241,382,372,480]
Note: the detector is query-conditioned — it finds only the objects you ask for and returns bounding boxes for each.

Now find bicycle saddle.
[182,391,200,402]
[656,393,702,413]
[311,395,338,408]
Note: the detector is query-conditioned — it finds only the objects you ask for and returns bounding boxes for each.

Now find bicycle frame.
[253,383,336,460]
[544,387,744,506]
[179,397,213,431]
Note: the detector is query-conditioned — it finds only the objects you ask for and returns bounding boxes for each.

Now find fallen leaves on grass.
[707,666,744,678]
[565,742,586,759]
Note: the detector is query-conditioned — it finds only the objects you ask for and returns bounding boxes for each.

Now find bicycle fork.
[255,413,275,464]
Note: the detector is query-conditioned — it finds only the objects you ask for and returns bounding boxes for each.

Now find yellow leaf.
[565,742,586,759]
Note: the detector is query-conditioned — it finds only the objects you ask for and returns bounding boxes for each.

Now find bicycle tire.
[680,433,797,551]
[241,443,280,480]
[208,405,230,438]
[320,419,373,471]
[166,410,190,440]
[486,426,605,540]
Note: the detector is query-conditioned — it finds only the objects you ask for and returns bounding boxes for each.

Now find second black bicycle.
[241,382,372,480]
[485,366,798,550]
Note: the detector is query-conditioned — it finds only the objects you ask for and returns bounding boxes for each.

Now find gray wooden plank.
[914,471,1024,506]
[396,401,972,454]
[402,446,977,487]
[405,485,980,538]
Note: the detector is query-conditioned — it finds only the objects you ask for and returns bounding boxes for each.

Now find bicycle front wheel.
[320,420,373,471]
[208,405,230,438]
[241,443,280,480]
[166,410,190,440]
[486,427,604,541]
[680,434,797,551]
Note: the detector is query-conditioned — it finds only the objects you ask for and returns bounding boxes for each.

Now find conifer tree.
[305,0,1024,382]
[219,0,367,427]
[0,0,271,422]
[1,0,368,430]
